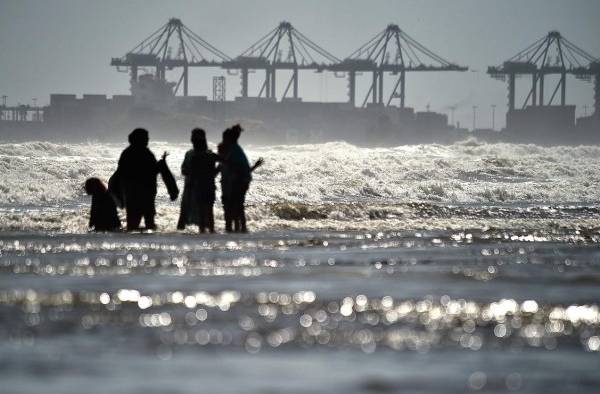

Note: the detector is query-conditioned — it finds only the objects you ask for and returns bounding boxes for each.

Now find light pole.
[491,104,496,130]
[472,105,478,131]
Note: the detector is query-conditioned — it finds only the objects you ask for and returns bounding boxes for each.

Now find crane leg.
[539,74,544,106]
[183,66,188,97]
[378,71,384,104]
[561,72,566,106]
[348,71,355,106]
[508,73,516,111]
[400,70,405,108]
[372,72,377,104]
[293,68,298,99]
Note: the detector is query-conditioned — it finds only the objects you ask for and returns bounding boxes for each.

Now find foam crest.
[1,140,600,206]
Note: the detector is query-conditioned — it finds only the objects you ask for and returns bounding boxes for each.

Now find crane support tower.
[222,22,340,100]
[213,76,226,102]
[488,31,600,114]
[330,24,467,108]
[111,18,231,97]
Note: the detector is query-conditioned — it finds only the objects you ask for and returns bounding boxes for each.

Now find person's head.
[230,124,243,142]
[128,128,149,147]
[84,177,106,195]
[191,128,207,151]
[222,128,233,145]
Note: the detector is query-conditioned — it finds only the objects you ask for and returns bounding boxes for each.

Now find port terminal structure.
[330,24,467,108]
[0,104,43,122]
[109,18,467,109]
[2,19,599,144]
[488,31,600,141]
[220,21,341,101]
[110,18,232,98]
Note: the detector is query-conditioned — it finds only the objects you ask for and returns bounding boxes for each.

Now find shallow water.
[1,140,600,393]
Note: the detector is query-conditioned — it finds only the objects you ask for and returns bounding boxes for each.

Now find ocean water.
[1,139,600,393]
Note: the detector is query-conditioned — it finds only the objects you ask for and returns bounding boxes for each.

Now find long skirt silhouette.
[177,149,218,230]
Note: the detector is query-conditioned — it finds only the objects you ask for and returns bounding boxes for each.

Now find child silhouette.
[85,177,121,232]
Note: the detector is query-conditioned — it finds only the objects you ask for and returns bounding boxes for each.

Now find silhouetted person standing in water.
[177,128,220,233]
[220,124,263,233]
[116,128,159,231]
[218,128,234,232]
[85,177,121,232]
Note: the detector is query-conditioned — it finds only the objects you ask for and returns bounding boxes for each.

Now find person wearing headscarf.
[116,128,159,230]
[177,128,220,233]
[217,128,234,232]
[220,124,263,233]
[85,177,121,232]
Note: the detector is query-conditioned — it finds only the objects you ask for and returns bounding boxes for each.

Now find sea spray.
[1,140,600,206]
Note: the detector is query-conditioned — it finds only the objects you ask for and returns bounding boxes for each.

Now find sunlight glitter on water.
[2,289,599,354]
[2,140,600,393]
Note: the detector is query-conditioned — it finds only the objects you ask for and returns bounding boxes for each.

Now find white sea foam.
[1,139,599,206]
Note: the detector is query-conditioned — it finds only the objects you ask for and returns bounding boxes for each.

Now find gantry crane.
[221,22,340,100]
[111,18,231,96]
[330,24,468,108]
[488,31,600,114]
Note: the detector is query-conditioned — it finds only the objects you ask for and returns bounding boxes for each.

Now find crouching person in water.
[177,128,220,233]
[85,177,121,232]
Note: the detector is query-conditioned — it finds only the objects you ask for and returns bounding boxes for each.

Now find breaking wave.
[1,139,600,206]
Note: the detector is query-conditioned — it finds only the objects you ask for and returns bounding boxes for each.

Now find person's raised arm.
[251,157,264,172]
[89,196,97,230]
[156,151,166,174]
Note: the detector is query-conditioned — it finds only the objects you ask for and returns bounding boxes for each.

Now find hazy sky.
[1,0,599,129]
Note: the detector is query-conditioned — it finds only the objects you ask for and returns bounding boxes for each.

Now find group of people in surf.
[85,124,263,233]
